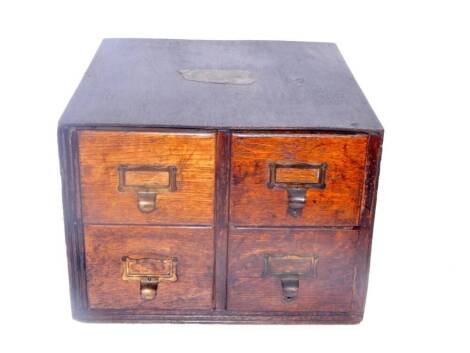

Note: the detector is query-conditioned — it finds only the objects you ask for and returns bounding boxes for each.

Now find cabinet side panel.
[352,134,383,314]
[58,126,88,316]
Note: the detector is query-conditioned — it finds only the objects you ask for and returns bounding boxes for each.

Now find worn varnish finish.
[213,131,231,310]
[231,134,368,226]
[79,131,215,225]
[58,39,383,324]
[227,229,358,312]
[85,225,213,309]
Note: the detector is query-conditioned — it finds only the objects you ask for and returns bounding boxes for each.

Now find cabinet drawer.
[79,131,215,225]
[230,134,368,226]
[227,229,358,312]
[84,225,214,310]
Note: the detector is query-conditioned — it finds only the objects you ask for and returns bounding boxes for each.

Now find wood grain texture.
[213,131,231,310]
[58,127,88,313]
[58,40,384,324]
[352,134,383,313]
[74,310,363,324]
[59,127,382,323]
[227,229,358,312]
[84,225,214,310]
[230,134,368,226]
[276,167,321,183]
[79,131,215,225]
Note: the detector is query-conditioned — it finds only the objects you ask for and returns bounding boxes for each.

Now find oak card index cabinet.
[58,39,383,324]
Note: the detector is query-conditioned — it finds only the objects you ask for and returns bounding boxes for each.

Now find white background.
[1,1,469,352]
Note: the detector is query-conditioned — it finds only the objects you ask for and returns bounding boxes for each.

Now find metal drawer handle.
[263,254,319,303]
[118,165,177,213]
[121,256,178,300]
[267,162,327,217]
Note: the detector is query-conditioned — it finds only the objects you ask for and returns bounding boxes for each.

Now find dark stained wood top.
[59,39,382,132]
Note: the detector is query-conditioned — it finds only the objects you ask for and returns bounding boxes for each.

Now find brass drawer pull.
[263,254,319,303]
[267,162,327,217]
[118,165,177,213]
[121,256,178,300]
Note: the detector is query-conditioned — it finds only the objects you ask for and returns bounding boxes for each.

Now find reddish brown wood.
[276,167,321,183]
[230,134,368,226]
[84,225,214,310]
[78,131,215,225]
[59,127,382,323]
[75,310,362,323]
[227,228,358,312]
[213,131,231,310]
[352,134,383,313]
[58,127,88,313]
[58,39,383,324]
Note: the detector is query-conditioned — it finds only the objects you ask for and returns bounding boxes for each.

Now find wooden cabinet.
[59,39,383,324]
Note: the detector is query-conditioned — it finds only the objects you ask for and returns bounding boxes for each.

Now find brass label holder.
[267,162,327,217]
[121,256,178,300]
[118,165,177,213]
[263,254,319,303]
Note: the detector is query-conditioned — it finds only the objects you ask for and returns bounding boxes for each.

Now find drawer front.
[84,225,214,310]
[79,131,215,225]
[227,229,358,312]
[230,134,368,226]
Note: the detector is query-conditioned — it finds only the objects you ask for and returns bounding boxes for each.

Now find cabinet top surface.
[59,39,382,132]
